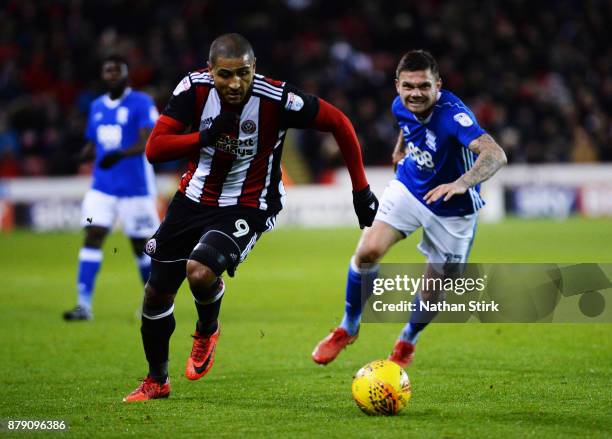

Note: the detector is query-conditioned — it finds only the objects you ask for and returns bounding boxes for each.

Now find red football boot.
[312,327,358,365]
[388,340,416,368]
[185,326,220,380]
[123,376,170,402]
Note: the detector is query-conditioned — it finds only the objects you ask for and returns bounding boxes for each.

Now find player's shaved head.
[209,33,255,66]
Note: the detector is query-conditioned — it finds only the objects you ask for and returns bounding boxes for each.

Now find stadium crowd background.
[0,0,609,182]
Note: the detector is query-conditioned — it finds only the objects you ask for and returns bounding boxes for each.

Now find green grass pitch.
[1,218,611,438]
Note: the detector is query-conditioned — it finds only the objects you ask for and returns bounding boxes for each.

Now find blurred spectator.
[0,0,610,179]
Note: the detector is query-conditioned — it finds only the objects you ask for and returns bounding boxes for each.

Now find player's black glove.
[99,151,125,169]
[352,185,379,229]
[200,112,240,145]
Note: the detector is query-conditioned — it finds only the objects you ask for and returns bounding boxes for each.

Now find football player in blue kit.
[63,55,160,321]
[313,50,507,366]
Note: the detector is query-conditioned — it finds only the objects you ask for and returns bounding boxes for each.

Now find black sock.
[141,312,175,382]
[193,279,223,336]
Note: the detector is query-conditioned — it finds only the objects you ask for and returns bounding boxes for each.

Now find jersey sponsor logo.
[173,76,191,96]
[96,124,122,150]
[285,92,304,111]
[215,135,256,157]
[453,112,473,127]
[406,141,435,170]
[241,119,256,134]
[116,107,129,125]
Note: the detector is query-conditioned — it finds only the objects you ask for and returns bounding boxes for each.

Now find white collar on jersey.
[102,87,132,109]
[415,91,442,124]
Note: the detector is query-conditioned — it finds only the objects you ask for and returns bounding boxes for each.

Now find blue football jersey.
[85,88,159,197]
[393,89,486,216]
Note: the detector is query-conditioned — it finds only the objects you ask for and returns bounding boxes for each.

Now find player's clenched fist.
[352,185,379,229]
[199,112,240,146]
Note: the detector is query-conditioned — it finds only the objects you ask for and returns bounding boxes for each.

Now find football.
[351,359,412,415]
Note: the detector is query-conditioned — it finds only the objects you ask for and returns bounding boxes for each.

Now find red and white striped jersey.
[162,71,319,214]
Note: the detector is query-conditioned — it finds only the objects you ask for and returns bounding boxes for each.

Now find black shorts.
[145,191,275,273]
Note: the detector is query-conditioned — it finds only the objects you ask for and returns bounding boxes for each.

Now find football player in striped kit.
[312,50,507,368]
[123,33,379,401]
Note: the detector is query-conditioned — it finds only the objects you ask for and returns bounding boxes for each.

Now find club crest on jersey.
[453,112,473,127]
[241,120,256,134]
[145,239,156,254]
[285,92,304,112]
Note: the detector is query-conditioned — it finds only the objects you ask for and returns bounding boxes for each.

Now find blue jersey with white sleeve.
[393,89,486,216]
[86,88,158,197]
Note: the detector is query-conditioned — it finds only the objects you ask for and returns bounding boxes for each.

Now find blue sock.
[136,254,152,284]
[340,257,379,336]
[399,293,440,344]
[77,247,103,310]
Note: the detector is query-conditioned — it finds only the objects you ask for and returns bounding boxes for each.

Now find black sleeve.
[280,83,319,129]
[162,74,196,127]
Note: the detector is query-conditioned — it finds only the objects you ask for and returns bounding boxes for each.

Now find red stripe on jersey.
[199,149,236,206]
[238,98,281,208]
[200,101,240,206]
[179,150,201,194]
[179,85,210,194]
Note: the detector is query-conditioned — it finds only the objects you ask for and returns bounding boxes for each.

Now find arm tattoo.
[460,134,507,187]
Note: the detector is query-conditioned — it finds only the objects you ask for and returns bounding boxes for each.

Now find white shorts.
[375,179,477,271]
[81,189,160,238]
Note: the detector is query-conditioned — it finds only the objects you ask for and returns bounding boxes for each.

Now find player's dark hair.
[102,54,129,69]
[396,50,439,79]
[209,33,255,65]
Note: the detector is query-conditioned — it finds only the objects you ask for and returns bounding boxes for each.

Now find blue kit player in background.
[63,55,161,321]
[313,50,507,366]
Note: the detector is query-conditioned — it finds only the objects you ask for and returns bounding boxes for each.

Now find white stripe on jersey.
[185,89,222,202]
[218,96,261,206]
[253,81,283,97]
[254,75,284,92]
[461,148,483,210]
[190,72,213,81]
[461,148,477,212]
[185,147,215,202]
[252,87,282,101]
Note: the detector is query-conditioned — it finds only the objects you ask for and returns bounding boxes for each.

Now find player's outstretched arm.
[424,133,507,204]
[392,130,405,172]
[145,114,238,163]
[312,98,379,228]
